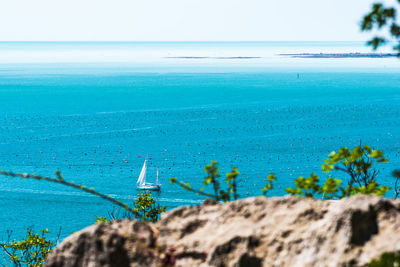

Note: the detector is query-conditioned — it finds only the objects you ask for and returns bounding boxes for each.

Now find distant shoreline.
[279,53,398,58]
[166,53,398,60]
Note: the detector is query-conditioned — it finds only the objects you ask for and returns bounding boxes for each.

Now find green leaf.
[369,150,384,158]
[267,173,276,181]
[351,146,363,160]
[321,163,334,172]
[377,158,389,163]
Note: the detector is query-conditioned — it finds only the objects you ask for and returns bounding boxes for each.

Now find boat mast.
[137,159,147,185]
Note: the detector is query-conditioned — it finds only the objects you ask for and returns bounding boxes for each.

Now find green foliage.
[285,174,345,199]
[286,145,391,199]
[0,229,55,267]
[285,173,321,198]
[170,160,240,202]
[204,160,222,200]
[261,173,276,197]
[0,170,140,217]
[171,145,394,201]
[321,145,389,196]
[361,2,400,54]
[0,143,396,267]
[0,170,166,266]
[351,181,390,197]
[369,251,400,267]
[225,167,240,201]
[132,192,167,223]
[321,177,342,199]
[0,170,166,223]
[95,193,166,223]
[94,216,110,224]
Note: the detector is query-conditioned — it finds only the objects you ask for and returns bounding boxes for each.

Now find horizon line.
[0,40,368,43]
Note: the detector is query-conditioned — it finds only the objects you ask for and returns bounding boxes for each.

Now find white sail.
[137,160,147,185]
[136,159,161,191]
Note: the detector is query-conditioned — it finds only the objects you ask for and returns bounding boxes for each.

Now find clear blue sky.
[0,0,395,41]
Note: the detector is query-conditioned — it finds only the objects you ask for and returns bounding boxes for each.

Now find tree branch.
[0,170,140,218]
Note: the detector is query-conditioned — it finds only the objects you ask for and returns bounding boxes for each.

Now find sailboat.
[136,159,161,191]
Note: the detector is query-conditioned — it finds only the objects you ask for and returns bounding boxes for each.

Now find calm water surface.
[0,42,399,241]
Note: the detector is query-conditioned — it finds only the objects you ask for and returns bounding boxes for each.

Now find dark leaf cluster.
[361,1,400,53]
[369,250,400,267]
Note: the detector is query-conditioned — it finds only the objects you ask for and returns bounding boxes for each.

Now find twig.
[175,181,215,199]
[56,226,62,246]
[0,170,139,217]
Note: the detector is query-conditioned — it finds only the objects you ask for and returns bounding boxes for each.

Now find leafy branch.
[321,145,389,196]
[285,144,391,199]
[132,192,167,223]
[261,174,276,197]
[0,228,60,267]
[170,161,240,202]
[0,170,139,217]
[361,2,400,54]
[0,169,167,266]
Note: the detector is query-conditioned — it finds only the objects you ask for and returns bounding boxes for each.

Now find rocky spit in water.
[44,195,400,267]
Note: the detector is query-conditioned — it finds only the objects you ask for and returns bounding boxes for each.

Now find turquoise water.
[0,42,399,241]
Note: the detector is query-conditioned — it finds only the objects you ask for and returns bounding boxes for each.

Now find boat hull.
[137,183,161,191]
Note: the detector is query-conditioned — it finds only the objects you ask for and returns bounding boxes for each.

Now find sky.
[0,0,396,41]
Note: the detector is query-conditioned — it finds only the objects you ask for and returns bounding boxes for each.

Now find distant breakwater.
[280,52,398,58]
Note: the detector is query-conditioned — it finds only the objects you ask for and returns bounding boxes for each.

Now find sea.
[0,42,399,241]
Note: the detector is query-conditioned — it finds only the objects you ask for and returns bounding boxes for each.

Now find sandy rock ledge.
[45,195,400,267]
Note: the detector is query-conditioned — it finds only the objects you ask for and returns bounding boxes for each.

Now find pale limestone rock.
[45,195,400,267]
[45,220,159,267]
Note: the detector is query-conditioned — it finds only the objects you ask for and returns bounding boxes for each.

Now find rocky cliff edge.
[44,195,400,267]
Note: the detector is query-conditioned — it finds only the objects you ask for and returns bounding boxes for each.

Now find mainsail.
[137,159,147,185]
[136,159,161,191]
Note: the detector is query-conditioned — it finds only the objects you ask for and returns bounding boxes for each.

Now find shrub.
[369,251,400,267]
[286,145,391,199]
[171,144,394,201]
[0,170,166,266]
[0,170,166,222]
[0,228,57,267]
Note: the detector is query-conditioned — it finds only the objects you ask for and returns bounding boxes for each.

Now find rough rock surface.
[45,220,159,267]
[45,195,400,267]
